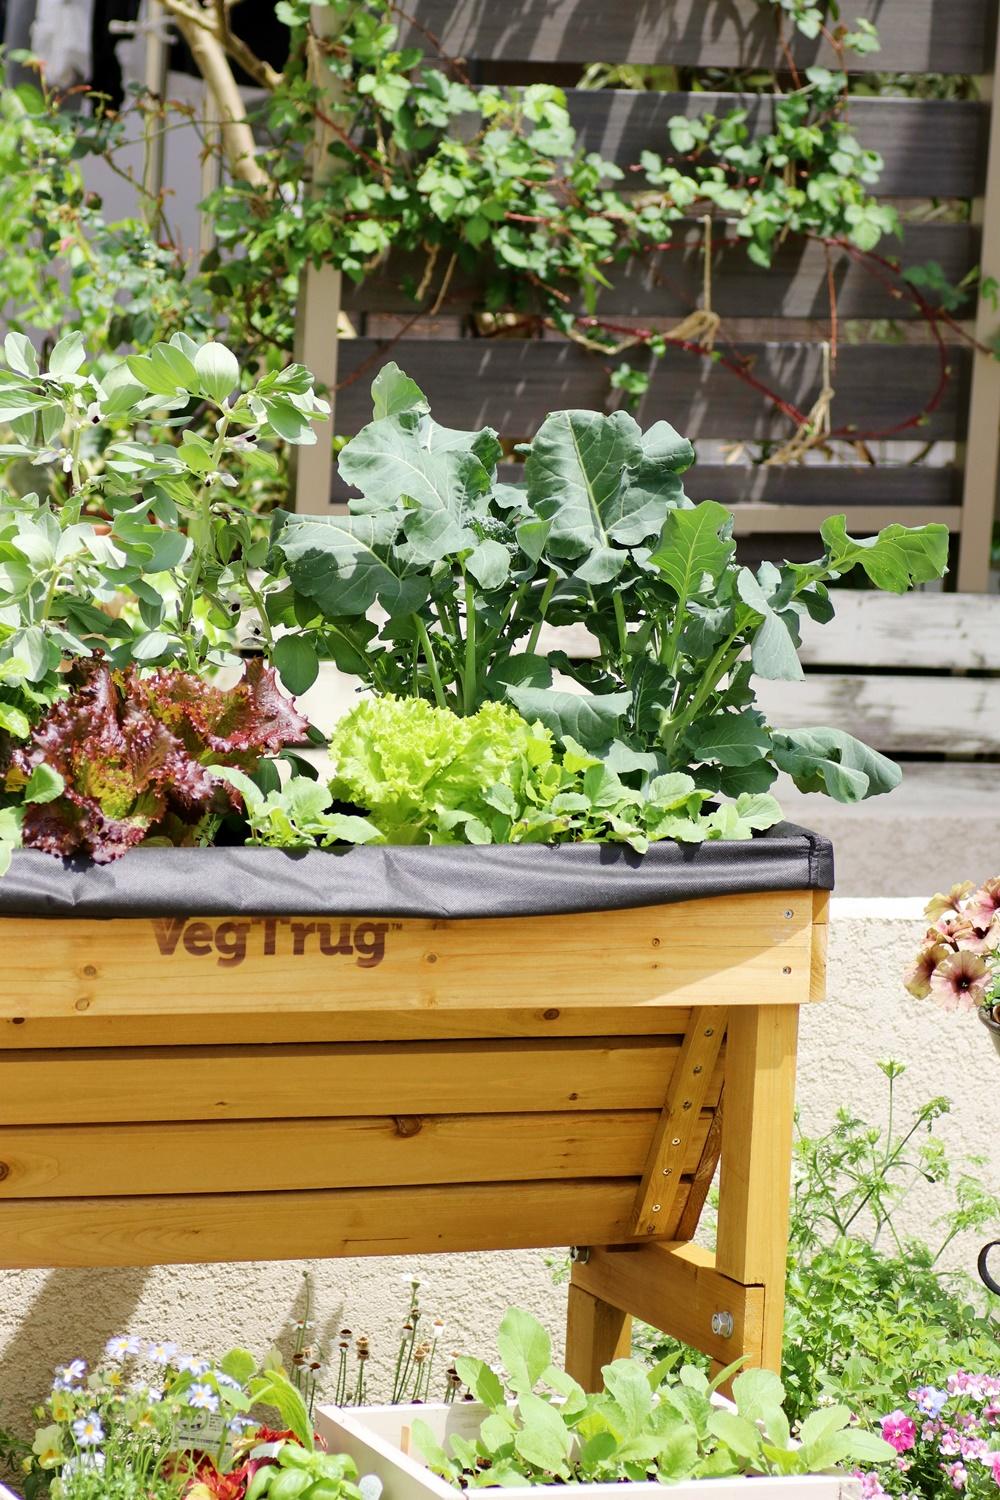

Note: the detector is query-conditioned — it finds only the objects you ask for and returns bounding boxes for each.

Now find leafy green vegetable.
[412,1306,895,1487]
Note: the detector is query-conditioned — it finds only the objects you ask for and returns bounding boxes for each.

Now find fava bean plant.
[0,340,948,869]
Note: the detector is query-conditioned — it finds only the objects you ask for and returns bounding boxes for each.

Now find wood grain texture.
[0,892,814,1020]
[345,223,979,320]
[335,340,969,442]
[629,1010,727,1236]
[565,1283,632,1392]
[0,1109,715,1197]
[674,1093,724,1243]
[394,0,996,73]
[0,1036,720,1125]
[0,1005,701,1050]
[716,1006,800,1372]
[571,1242,765,1368]
[0,1179,638,1268]
[795,591,1000,671]
[756,673,1000,755]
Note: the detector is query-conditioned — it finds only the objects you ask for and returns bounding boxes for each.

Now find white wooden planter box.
[0,1484,21,1499]
[316,1404,861,1500]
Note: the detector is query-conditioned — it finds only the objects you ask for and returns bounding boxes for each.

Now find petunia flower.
[965,879,1000,933]
[929,951,990,1012]
[926,883,975,923]
[905,942,952,999]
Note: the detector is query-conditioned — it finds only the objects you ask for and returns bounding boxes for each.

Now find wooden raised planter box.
[0,830,831,1383]
[315,1404,860,1500]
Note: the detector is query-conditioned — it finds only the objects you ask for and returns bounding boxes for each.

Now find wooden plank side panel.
[395,0,997,73]
[345,223,979,320]
[795,591,1000,672]
[561,93,989,201]
[335,341,969,442]
[0,1036,726,1124]
[0,1180,638,1268]
[756,673,1000,755]
[0,1005,702,1050]
[0,1109,717,1198]
[0,892,814,1020]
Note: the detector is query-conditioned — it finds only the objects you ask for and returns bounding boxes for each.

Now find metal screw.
[671,1137,681,1146]
[704,1027,714,1036]
[712,1311,734,1338]
[662,1167,672,1176]
[782,965,792,975]
[784,909,794,919]
[651,1203,661,1213]
[682,1100,692,1110]
[693,1065,703,1075]
[570,1245,591,1264]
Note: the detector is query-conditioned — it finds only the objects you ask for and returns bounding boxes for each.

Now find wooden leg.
[565,1281,632,1390]
[714,1004,799,1374]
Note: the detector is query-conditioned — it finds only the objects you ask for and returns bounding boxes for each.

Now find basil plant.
[272,362,948,808]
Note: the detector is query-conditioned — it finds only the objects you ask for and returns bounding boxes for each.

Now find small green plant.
[413,1307,892,1487]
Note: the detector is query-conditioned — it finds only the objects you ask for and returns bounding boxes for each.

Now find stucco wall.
[1,900,997,1433]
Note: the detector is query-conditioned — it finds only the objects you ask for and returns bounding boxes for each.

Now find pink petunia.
[929,952,990,1012]
[965,879,1000,933]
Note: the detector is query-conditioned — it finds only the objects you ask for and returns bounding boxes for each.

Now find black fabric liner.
[0,825,833,919]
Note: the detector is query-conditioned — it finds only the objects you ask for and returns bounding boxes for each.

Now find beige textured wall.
[1,902,997,1435]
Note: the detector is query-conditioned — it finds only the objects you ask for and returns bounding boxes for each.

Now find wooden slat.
[0,1036,720,1124]
[562,93,989,201]
[628,1009,726,1237]
[0,1109,716,1197]
[395,0,997,73]
[336,340,970,441]
[0,1005,700,1050]
[571,1242,765,1368]
[0,1179,638,1267]
[0,892,815,1020]
[797,590,1000,672]
[810,890,830,1006]
[756,673,1000,755]
[346,223,979,320]
[729,504,962,534]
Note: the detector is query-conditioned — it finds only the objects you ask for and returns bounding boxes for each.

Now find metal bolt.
[569,1245,591,1264]
[712,1311,734,1338]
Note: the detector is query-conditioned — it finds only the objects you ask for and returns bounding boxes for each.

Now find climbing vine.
[0,0,994,459]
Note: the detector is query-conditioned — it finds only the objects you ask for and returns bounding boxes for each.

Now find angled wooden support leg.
[714,1004,800,1374]
[565,1281,632,1391]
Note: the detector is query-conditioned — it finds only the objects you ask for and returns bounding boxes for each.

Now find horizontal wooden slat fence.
[296,0,1000,590]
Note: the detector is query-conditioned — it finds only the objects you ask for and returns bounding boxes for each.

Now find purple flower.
[72,1414,104,1448]
[913,1386,950,1418]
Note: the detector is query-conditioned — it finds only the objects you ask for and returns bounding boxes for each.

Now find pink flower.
[905,941,953,999]
[986,1452,1000,1486]
[941,1461,968,1490]
[925,883,975,923]
[930,951,990,1011]
[854,1472,888,1500]
[941,1428,962,1455]
[965,879,1000,932]
[882,1411,918,1453]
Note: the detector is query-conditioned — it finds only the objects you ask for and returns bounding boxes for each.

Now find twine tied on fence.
[764,340,835,465]
[665,215,721,351]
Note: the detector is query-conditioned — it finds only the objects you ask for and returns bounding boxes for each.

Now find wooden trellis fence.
[294,0,1000,591]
